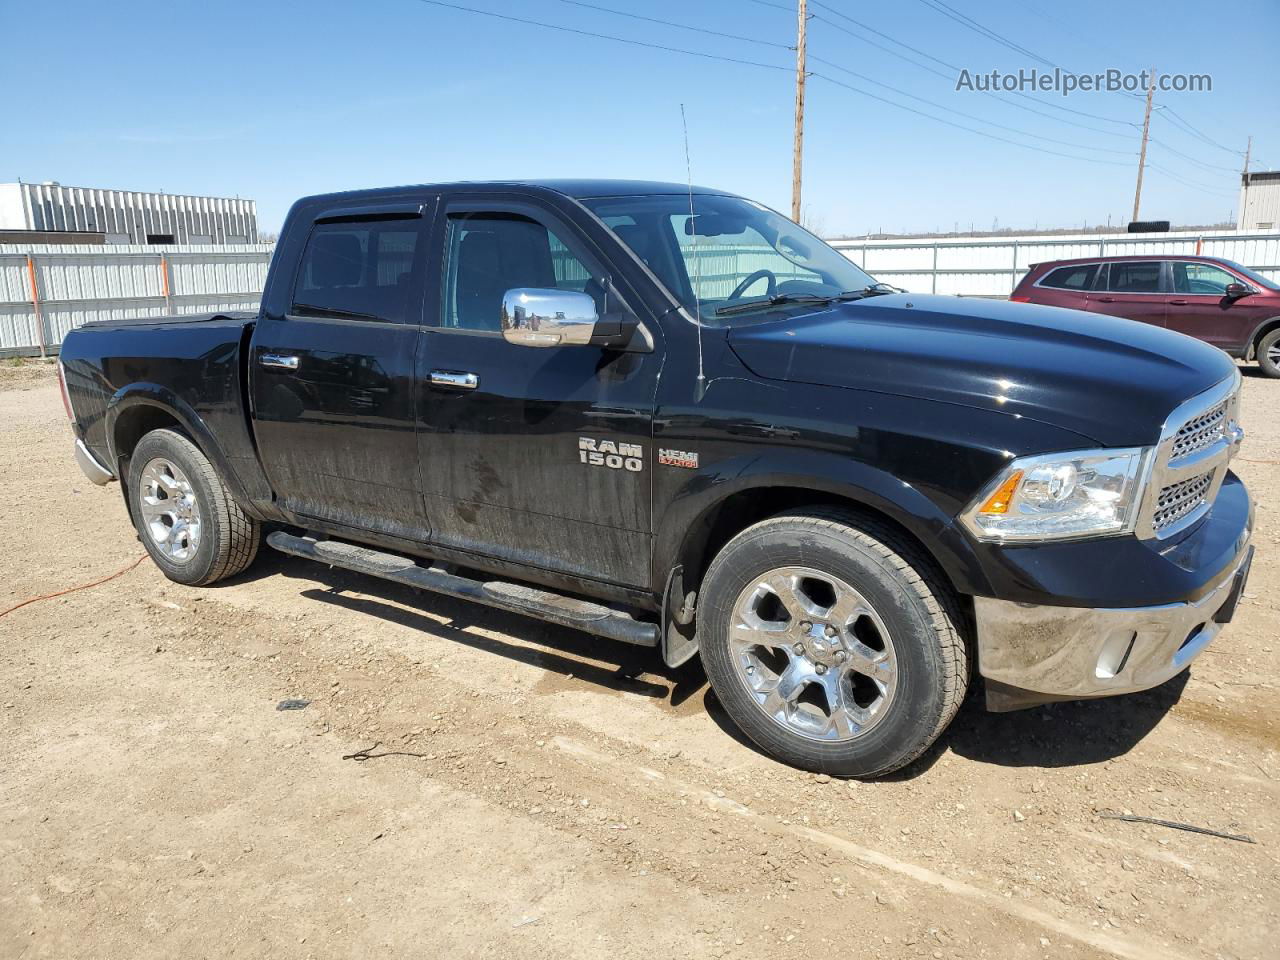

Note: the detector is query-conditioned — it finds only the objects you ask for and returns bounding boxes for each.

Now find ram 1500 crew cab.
[59,180,1254,777]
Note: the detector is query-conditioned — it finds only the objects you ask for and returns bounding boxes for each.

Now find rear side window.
[1039,264,1098,290]
[292,220,423,323]
[1106,262,1162,293]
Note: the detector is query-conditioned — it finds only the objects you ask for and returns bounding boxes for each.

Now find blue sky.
[3,0,1275,235]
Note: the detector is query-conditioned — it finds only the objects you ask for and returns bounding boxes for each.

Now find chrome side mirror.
[501,288,598,348]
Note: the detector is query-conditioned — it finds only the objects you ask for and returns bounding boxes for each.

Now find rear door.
[250,201,435,542]
[1166,260,1261,353]
[1029,262,1099,309]
[1085,260,1168,329]
[415,196,662,588]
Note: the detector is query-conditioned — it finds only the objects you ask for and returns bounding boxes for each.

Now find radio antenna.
[680,103,707,395]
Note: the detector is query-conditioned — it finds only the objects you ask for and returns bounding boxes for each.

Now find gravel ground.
[1,360,1276,960]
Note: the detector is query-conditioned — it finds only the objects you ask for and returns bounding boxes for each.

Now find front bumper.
[74,439,115,486]
[976,542,1253,711]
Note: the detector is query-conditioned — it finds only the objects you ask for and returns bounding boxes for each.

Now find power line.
[1145,164,1238,200]
[544,0,1132,157]
[811,72,1133,168]
[914,0,1058,70]
[404,0,792,73]
[548,0,793,50]
[810,3,1137,135]
[400,0,1165,176]
[1148,139,1241,175]
[1155,106,1247,157]
[808,54,1135,156]
[810,0,956,73]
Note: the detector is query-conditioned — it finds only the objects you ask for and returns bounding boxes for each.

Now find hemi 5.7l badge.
[658,448,699,469]
[579,437,643,472]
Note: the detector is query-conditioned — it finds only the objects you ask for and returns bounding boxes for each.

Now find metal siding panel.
[0,245,272,350]
[831,230,1280,297]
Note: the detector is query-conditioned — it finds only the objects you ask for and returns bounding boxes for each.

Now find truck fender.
[652,449,992,605]
[105,382,257,515]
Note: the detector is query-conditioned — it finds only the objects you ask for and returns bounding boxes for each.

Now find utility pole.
[791,0,807,224]
[1239,135,1252,227]
[1131,65,1156,223]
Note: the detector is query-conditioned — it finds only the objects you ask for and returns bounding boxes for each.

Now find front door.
[251,205,433,542]
[1165,260,1261,353]
[415,199,662,588]
[1084,261,1167,329]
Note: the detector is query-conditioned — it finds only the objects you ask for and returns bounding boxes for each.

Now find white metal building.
[0,181,257,245]
[1239,171,1280,231]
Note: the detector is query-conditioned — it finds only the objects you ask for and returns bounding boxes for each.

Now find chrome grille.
[1137,373,1242,541]
[1170,399,1227,461]
[1152,471,1214,533]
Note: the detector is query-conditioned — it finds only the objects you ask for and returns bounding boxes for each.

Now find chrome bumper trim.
[74,439,115,486]
[975,544,1252,710]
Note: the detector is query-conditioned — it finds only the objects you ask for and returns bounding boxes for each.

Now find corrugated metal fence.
[6,230,1280,354]
[0,243,273,356]
[830,230,1280,297]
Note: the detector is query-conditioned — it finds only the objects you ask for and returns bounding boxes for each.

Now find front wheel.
[127,428,260,586]
[698,509,969,778]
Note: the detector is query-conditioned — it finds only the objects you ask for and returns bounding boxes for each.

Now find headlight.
[960,448,1149,542]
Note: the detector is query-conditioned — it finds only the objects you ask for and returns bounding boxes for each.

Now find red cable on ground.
[0,555,146,620]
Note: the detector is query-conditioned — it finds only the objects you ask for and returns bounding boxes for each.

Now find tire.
[1257,328,1280,379]
[698,509,968,778]
[127,428,260,586]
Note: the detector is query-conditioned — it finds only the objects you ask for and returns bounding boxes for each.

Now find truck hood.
[726,294,1237,447]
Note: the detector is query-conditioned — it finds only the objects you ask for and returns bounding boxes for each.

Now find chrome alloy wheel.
[1269,341,1280,366]
[728,566,898,742]
[138,457,202,562]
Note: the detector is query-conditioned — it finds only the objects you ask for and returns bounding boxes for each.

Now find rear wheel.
[128,428,260,586]
[1257,328,1280,379]
[698,509,968,778]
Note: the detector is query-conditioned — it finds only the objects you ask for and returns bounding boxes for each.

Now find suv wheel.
[698,509,968,778]
[128,428,260,586]
[1258,328,1280,379]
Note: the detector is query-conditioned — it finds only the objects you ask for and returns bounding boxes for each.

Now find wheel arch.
[1247,316,1280,360]
[107,384,255,517]
[654,454,992,616]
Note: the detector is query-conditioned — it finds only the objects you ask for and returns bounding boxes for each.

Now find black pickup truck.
[59,180,1254,777]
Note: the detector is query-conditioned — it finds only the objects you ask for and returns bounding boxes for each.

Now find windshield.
[1219,259,1280,291]
[582,194,877,318]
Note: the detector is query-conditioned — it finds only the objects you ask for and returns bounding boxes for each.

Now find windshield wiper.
[833,283,903,302]
[713,293,836,317]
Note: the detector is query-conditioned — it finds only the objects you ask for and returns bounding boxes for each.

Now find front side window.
[1171,261,1240,296]
[292,220,422,322]
[1218,259,1279,291]
[1106,262,1162,293]
[583,194,876,320]
[440,212,600,332]
[1041,263,1098,290]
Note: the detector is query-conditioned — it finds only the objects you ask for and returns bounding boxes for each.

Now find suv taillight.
[57,361,74,421]
[1009,294,1031,303]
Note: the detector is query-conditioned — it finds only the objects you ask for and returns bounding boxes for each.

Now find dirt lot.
[1,360,1276,960]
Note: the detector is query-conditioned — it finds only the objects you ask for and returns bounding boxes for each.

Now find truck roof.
[299,179,736,204]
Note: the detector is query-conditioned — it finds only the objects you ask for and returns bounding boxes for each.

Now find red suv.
[1011,255,1280,377]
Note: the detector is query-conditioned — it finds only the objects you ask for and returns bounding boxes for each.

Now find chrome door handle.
[430,370,479,390]
[1169,299,1189,305]
[260,353,300,371]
